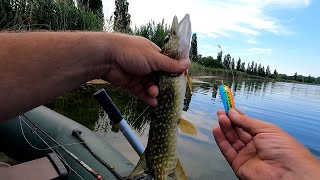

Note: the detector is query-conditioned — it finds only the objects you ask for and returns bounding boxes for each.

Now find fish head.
[162,14,192,60]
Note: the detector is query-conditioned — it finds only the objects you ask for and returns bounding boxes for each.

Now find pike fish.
[128,14,196,180]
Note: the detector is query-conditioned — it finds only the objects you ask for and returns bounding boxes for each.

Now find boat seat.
[0,153,68,180]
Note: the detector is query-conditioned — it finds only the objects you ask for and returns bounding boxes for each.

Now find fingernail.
[216,110,224,117]
[179,59,191,68]
[229,108,239,116]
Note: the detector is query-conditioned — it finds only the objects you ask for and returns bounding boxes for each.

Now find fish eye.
[164,34,170,44]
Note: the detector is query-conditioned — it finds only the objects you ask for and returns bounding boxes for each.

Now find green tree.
[240,62,246,72]
[113,0,131,33]
[266,65,271,76]
[89,0,103,19]
[294,72,298,80]
[77,0,103,17]
[258,63,262,76]
[199,56,222,68]
[274,69,278,75]
[247,63,251,74]
[203,56,213,67]
[190,33,198,61]
[305,75,315,83]
[217,51,223,65]
[254,63,258,75]
[133,19,169,48]
[250,61,255,74]
[77,0,89,7]
[296,75,304,82]
[236,58,241,70]
[223,54,231,69]
[231,58,235,69]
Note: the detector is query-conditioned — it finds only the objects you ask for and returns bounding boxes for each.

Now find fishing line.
[189,57,204,69]
[132,105,150,125]
[19,115,85,180]
[218,45,236,86]
[19,117,85,151]
[212,45,236,100]
[19,115,102,180]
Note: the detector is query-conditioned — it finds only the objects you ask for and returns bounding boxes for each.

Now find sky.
[102,0,320,77]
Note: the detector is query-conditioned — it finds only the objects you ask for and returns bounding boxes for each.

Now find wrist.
[99,32,127,80]
[81,32,113,80]
[295,158,320,179]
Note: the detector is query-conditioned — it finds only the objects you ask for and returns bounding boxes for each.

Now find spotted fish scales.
[128,14,196,180]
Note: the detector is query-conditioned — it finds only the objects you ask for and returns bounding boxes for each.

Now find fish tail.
[128,153,148,178]
[168,159,187,180]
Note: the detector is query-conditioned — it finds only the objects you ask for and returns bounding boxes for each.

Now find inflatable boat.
[0,89,144,180]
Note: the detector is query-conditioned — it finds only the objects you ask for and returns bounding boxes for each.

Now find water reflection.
[47,77,320,179]
[183,88,192,111]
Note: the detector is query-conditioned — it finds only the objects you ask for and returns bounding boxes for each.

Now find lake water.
[48,77,320,180]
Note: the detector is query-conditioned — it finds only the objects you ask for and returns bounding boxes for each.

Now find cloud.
[103,0,310,37]
[262,0,311,8]
[247,39,258,44]
[198,42,230,57]
[197,32,218,39]
[248,48,272,54]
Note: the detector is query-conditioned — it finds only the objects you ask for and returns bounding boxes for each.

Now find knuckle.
[240,115,250,123]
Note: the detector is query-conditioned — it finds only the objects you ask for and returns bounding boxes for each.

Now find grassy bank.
[1,0,103,31]
[189,62,270,80]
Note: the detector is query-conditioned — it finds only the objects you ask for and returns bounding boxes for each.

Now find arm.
[0,32,190,121]
[0,32,106,121]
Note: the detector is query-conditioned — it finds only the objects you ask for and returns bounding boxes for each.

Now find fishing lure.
[219,85,235,115]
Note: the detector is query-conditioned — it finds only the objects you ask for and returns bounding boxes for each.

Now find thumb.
[228,108,272,136]
[154,54,191,74]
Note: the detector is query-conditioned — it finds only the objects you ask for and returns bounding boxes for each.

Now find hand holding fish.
[213,108,320,180]
[102,33,191,107]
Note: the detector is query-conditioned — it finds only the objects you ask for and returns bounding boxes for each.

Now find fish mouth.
[178,14,192,60]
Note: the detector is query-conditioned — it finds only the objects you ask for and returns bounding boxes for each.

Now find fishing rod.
[21,115,103,180]
[93,89,145,156]
[72,130,125,180]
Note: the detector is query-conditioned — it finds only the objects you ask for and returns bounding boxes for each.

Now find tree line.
[189,33,320,84]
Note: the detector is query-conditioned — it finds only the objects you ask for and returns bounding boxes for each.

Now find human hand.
[213,108,320,180]
[103,33,190,107]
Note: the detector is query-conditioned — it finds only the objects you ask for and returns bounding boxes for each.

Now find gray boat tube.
[93,89,145,156]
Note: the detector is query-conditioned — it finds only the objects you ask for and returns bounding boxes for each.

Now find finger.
[141,78,158,98]
[235,108,245,115]
[228,108,273,136]
[218,109,251,145]
[212,126,237,165]
[152,54,191,74]
[146,85,158,98]
[148,41,161,52]
[218,115,245,151]
[217,109,243,117]
[217,110,226,116]
[131,84,158,107]
[234,127,252,145]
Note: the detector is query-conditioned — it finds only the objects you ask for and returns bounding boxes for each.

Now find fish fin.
[184,71,192,94]
[171,16,179,35]
[168,159,187,180]
[128,152,148,178]
[179,118,197,136]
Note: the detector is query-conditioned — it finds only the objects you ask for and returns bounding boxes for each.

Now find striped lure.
[219,85,235,115]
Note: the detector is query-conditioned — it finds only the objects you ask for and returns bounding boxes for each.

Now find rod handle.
[93,89,123,124]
